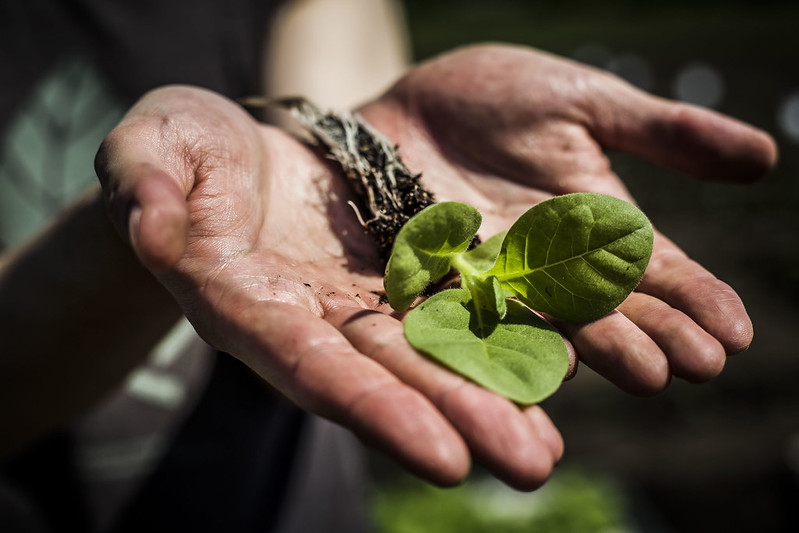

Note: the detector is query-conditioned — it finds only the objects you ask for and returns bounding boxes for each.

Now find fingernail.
[128,205,142,251]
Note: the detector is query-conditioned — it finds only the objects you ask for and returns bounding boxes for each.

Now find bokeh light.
[606,52,654,92]
[673,62,725,108]
[777,91,799,144]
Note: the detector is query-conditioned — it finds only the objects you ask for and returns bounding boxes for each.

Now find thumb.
[95,152,189,273]
[589,77,777,183]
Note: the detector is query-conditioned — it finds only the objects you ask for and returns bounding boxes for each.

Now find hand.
[95,84,562,490]
[95,44,776,490]
[361,44,776,395]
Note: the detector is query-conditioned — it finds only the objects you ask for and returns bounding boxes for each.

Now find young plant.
[257,98,655,404]
[384,193,654,404]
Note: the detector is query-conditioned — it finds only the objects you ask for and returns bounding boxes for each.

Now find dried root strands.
[241,96,435,261]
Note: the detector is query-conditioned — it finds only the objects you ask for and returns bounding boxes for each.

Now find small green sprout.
[384,193,654,404]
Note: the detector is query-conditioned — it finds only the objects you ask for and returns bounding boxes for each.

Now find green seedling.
[384,193,654,404]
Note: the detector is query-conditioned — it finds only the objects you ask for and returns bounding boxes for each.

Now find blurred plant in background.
[374,468,632,533]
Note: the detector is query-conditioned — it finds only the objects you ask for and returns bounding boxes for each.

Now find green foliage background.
[374,468,629,533]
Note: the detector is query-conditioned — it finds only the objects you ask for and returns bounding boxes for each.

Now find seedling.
[253,97,655,404]
[384,194,654,404]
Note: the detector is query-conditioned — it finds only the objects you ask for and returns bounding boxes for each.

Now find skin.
[94,44,777,490]
[0,0,409,465]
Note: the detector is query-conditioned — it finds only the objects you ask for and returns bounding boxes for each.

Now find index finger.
[214,299,472,487]
[585,74,777,183]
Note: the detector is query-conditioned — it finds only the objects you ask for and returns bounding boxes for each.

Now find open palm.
[96,44,775,489]
[362,44,775,393]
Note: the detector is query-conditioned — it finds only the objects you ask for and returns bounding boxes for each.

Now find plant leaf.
[462,274,507,322]
[460,230,508,272]
[488,193,653,323]
[404,289,569,404]
[384,202,481,311]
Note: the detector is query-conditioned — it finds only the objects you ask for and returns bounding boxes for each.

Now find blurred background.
[372,1,799,531]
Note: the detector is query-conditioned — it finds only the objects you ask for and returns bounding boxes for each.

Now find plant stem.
[450,253,482,280]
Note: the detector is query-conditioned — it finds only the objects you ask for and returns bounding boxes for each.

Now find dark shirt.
[0,0,280,129]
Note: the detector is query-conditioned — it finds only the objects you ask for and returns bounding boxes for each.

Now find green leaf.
[462,274,507,323]
[488,193,653,323]
[404,289,569,404]
[451,236,508,319]
[384,202,481,311]
[460,231,508,272]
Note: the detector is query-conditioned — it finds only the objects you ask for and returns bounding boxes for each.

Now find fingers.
[218,300,471,487]
[554,233,746,393]
[324,303,562,490]
[553,311,671,397]
[556,289,729,395]
[638,235,753,354]
[587,74,777,183]
[551,288,729,396]
[617,292,726,382]
[524,405,564,463]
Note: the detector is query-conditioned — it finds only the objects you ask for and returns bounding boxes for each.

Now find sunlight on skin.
[96,44,776,488]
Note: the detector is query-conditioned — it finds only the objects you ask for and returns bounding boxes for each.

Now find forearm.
[264,0,410,109]
[0,187,181,460]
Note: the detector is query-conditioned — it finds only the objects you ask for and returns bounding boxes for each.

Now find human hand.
[95,85,563,490]
[359,44,777,395]
[96,43,776,490]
